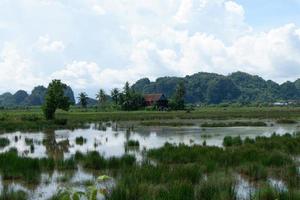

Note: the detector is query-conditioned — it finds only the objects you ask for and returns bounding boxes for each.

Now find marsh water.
[0,119,299,199]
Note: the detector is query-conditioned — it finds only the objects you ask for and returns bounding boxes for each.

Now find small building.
[144,93,168,109]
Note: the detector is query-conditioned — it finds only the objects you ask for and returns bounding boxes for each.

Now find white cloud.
[51,61,102,90]
[0,0,300,95]
[225,1,244,16]
[92,4,106,15]
[174,0,193,23]
[36,35,65,53]
[0,43,43,93]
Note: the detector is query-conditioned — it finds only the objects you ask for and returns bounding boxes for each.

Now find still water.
[0,120,299,159]
[0,120,299,200]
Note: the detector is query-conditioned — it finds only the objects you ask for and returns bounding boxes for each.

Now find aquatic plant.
[75,136,87,145]
[24,137,34,145]
[0,137,10,148]
[195,173,237,200]
[125,140,140,147]
[276,119,297,124]
[0,186,27,200]
[223,136,242,147]
[75,151,136,170]
[52,175,112,200]
[202,121,267,127]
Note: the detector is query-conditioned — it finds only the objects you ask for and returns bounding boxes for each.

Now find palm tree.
[96,89,107,105]
[111,88,120,105]
[78,92,88,109]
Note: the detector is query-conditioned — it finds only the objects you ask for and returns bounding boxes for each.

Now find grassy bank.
[0,107,299,132]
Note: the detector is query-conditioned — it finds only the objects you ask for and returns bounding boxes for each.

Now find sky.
[1,0,300,97]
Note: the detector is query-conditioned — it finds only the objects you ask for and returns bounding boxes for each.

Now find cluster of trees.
[42,80,186,120]
[77,81,186,111]
[77,82,146,111]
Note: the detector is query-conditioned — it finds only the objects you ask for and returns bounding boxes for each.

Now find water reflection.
[0,120,299,199]
[0,121,299,159]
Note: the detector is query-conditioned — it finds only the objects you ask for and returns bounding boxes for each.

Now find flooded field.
[0,119,299,200]
[0,120,299,159]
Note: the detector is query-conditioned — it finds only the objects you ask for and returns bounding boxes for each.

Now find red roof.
[144,93,165,102]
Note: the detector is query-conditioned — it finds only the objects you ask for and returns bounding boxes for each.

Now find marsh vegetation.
[0,116,299,199]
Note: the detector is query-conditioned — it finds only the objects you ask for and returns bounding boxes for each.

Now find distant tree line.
[77,81,186,111]
[42,79,186,120]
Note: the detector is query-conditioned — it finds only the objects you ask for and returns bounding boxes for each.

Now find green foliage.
[276,119,297,124]
[75,151,136,170]
[239,163,268,181]
[96,89,107,106]
[202,121,267,127]
[52,175,112,200]
[254,184,300,200]
[125,140,140,147]
[223,136,242,147]
[140,120,194,126]
[111,88,120,105]
[0,137,10,148]
[132,71,300,104]
[0,187,28,200]
[170,81,186,110]
[78,92,88,109]
[195,173,236,200]
[0,150,44,184]
[75,136,87,145]
[118,82,145,111]
[43,80,71,120]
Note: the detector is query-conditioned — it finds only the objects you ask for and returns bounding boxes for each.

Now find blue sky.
[0,0,300,97]
[237,0,300,29]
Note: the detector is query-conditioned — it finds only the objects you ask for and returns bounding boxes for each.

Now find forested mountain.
[0,85,75,107]
[132,71,300,104]
[1,71,299,107]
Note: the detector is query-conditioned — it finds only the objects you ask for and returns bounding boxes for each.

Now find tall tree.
[111,88,120,105]
[78,92,88,109]
[124,82,131,98]
[96,89,107,105]
[119,82,145,111]
[43,80,70,120]
[172,81,186,110]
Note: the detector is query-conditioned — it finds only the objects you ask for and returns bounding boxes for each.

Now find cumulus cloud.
[36,35,65,53]
[0,0,300,95]
[0,43,43,93]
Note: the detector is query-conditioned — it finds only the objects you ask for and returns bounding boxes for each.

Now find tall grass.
[0,137,10,148]
[202,121,267,127]
[0,187,27,200]
[75,151,136,170]
[195,173,237,200]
